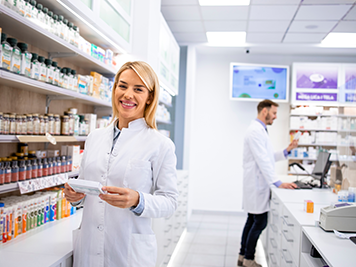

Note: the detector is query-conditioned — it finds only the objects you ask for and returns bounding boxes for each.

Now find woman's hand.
[64,183,85,203]
[99,186,139,209]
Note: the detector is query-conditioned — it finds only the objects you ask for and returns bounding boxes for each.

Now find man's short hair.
[257,99,279,113]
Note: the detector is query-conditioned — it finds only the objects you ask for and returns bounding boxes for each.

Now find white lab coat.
[73,118,179,267]
[242,120,285,214]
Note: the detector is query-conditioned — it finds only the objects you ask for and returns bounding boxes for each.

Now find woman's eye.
[134,88,143,92]
[118,85,127,89]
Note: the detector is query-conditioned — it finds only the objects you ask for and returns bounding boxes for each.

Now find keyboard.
[293,180,313,189]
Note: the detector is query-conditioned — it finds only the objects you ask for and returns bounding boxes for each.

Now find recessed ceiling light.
[206,32,246,46]
[322,32,356,47]
[305,25,318,29]
[199,0,250,6]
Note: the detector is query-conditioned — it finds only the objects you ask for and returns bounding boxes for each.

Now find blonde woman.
[64,61,178,267]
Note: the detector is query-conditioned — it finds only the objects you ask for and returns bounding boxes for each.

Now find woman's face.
[114,69,152,127]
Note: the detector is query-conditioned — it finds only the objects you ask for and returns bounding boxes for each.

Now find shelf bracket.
[46,95,75,113]
[48,52,78,59]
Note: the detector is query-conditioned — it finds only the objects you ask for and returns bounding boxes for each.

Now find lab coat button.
[98,225,104,231]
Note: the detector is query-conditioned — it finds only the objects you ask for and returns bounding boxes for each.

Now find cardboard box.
[85,114,97,134]
[90,72,102,99]
[67,145,81,172]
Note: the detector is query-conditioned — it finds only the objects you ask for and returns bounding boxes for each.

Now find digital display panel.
[230,63,289,102]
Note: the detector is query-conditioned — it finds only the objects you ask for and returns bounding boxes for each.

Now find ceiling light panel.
[288,21,338,33]
[294,5,352,20]
[201,6,249,20]
[333,21,356,33]
[283,33,326,43]
[322,32,356,47]
[174,32,208,43]
[199,0,250,6]
[204,21,247,31]
[206,32,246,46]
[247,21,290,32]
[161,6,201,20]
[246,33,284,43]
[249,5,299,20]
[251,0,300,4]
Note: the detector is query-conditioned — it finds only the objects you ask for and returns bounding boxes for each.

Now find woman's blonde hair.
[111,61,159,129]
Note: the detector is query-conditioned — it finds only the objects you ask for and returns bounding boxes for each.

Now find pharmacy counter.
[263,183,342,267]
[0,210,82,267]
[301,226,356,267]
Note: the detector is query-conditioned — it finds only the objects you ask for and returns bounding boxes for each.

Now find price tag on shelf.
[17,173,70,194]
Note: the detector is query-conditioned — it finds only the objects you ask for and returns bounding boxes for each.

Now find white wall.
[186,47,356,213]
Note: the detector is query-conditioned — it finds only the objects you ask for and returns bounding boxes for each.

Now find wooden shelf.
[0,5,116,75]
[0,70,112,107]
[0,135,87,143]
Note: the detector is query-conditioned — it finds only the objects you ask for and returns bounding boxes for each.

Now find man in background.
[238,99,298,267]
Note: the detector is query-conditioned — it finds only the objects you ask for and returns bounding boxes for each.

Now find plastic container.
[29,0,37,19]
[7,38,21,74]
[58,15,65,39]
[30,53,40,80]
[52,61,59,86]
[73,26,80,48]
[71,69,78,92]
[38,56,47,82]
[63,19,69,42]
[32,114,39,135]
[1,33,12,71]
[54,114,61,135]
[60,68,68,89]
[31,159,38,178]
[17,43,32,78]
[337,190,348,202]
[52,14,59,36]
[11,160,19,183]
[3,114,9,135]
[36,3,45,24]
[26,114,33,135]
[45,58,53,84]
[348,187,356,202]
[21,115,27,135]
[26,160,32,180]
[18,160,26,181]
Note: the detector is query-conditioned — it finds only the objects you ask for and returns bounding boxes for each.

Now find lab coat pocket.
[72,228,82,267]
[124,160,152,191]
[128,233,157,267]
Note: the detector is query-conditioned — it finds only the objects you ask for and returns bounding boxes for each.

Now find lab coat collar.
[255,118,267,130]
[107,118,148,136]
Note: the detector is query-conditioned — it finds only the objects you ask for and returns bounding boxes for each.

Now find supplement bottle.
[58,15,65,39]
[20,143,28,156]
[0,112,3,134]
[30,53,40,80]
[21,115,27,135]
[71,69,78,92]
[60,68,68,89]
[43,116,48,133]
[9,115,16,135]
[11,160,19,183]
[24,0,31,18]
[29,0,37,19]
[7,38,21,74]
[0,162,4,185]
[37,158,43,178]
[28,150,36,159]
[17,43,32,78]
[47,113,54,134]
[52,61,59,85]
[68,22,75,45]
[32,114,39,135]
[39,115,44,135]
[61,156,67,173]
[26,160,32,179]
[48,158,53,176]
[73,26,80,48]
[54,114,60,135]
[52,14,59,36]
[4,160,12,184]
[36,4,45,24]
[42,7,49,29]
[45,58,53,84]
[31,159,38,178]
[26,114,33,135]
[38,56,47,82]
[18,160,26,181]
[15,115,22,135]
[3,114,9,135]
[63,18,69,42]
[1,33,12,71]
[66,67,73,90]
[42,158,48,177]
[56,157,62,174]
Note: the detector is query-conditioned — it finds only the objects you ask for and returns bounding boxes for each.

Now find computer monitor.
[311,151,332,188]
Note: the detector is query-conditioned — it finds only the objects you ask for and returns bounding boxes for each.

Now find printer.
[319,203,356,232]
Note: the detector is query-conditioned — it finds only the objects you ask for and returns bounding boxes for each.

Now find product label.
[9,121,16,134]
[33,121,39,134]
[54,71,59,85]
[26,170,32,180]
[21,121,27,135]
[16,122,22,135]
[40,66,47,82]
[47,68,54,84]
[32,167,37,178]
[2,44,12,71]
[19,168,26,181]
[11,171,18,183]
[27,121,33,134]
[11,49,21,74]
[23,53,32,77]
[31,63,40,80]
[38,167,42,178]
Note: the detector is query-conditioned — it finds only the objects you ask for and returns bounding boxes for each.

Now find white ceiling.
[161,0,356,52]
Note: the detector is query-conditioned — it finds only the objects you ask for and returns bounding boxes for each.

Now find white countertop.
[302,226,356,267]
[284,202,329,226]
[272,187,338,204]
[0,210,82,267]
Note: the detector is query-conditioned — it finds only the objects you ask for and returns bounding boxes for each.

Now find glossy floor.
[168,212,268,267]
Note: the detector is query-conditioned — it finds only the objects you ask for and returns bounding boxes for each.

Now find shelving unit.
[0,70,112,107]
[0,5,117,75]
[0,134,87,143]
[0,171,79,194]
[290,128,338,132]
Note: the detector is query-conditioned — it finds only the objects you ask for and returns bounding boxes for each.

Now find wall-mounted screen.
[230,63,290,103]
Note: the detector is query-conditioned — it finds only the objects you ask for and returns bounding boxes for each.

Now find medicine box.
[47,150,60,157]
[85,113,97,134]
[62,145,80,171]
[68,179,105,196]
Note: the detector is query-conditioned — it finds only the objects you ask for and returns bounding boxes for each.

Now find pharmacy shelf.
[156,119,172,125]
[159,100,173,108]
[0,70,111,107]
[290,114,356,118]
[290,128,338,132]
[0,5,116,75]
[0,171,79,194]
[0,134,87,143]
[287,157,353,162]
[298,143,337,147]
[338,129,356,133]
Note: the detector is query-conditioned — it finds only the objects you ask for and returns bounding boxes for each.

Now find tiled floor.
[168,212,268,267]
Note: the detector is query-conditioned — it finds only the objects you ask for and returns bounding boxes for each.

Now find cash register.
[319,203,356,232]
